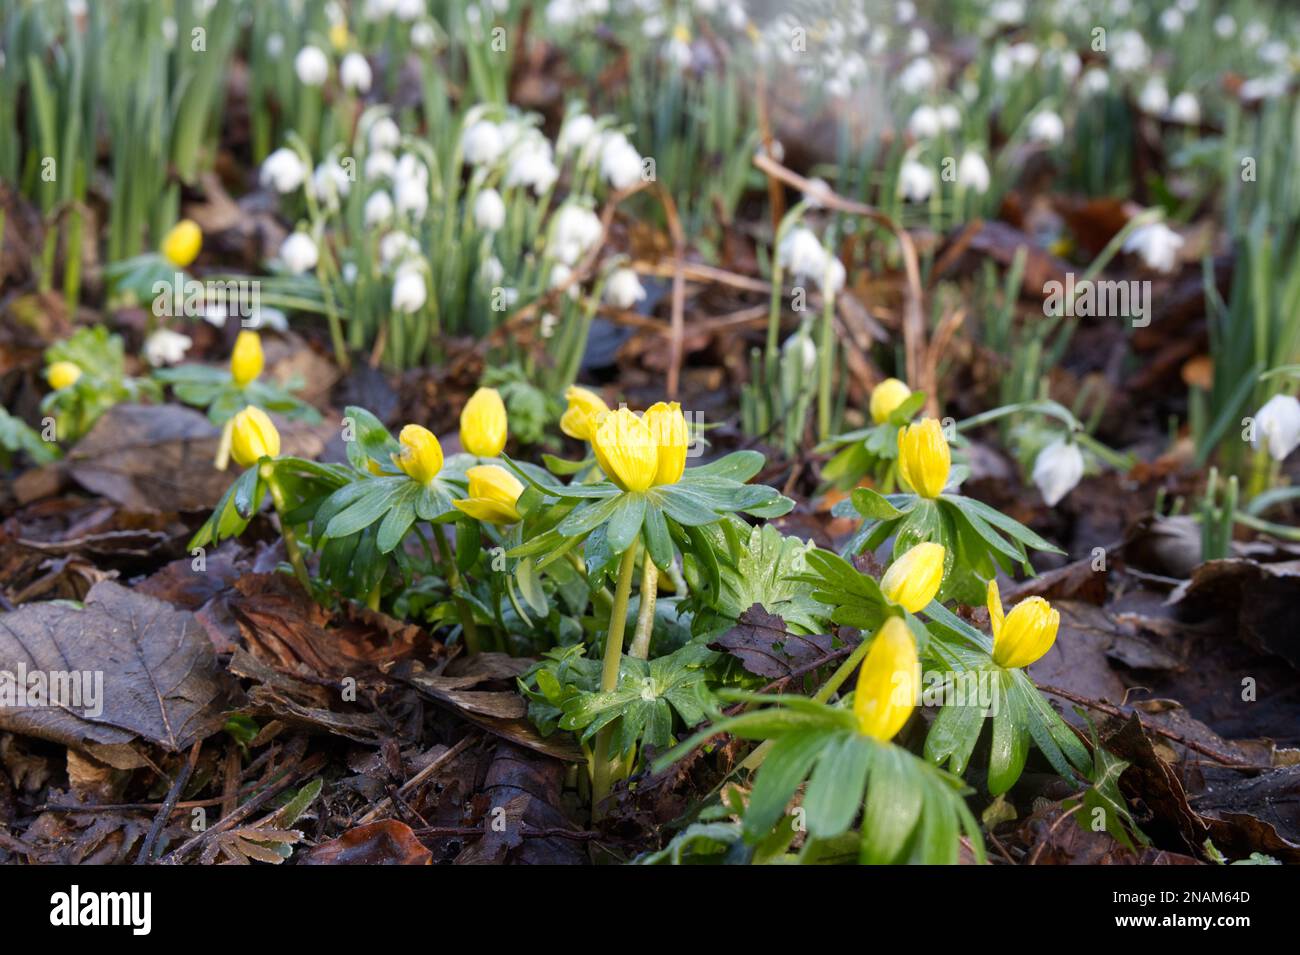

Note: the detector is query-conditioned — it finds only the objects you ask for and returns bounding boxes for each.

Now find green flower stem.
[259,461,312,594]
[366,579,382,611]
[432,523,482,655]
[817,286,836,441]
[628,557,659,660]
[591,541,640,815]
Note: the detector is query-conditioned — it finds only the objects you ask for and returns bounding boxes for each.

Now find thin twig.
[356,734,478,826]
[136,740,202,864]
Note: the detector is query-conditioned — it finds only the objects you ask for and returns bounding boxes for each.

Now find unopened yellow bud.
[879,542,945,612]
[46,361,82,390]
[160,219,202,268]
[460,387,508,458]
[897,418,951,498]
[392,424,444,485]
[560,385,610,442]
[870,378,912,424]
[853,617,920,741]
[453,464,524,524]
[988,579,1059,669]
[230,330,264,387]
[229,406,281,467]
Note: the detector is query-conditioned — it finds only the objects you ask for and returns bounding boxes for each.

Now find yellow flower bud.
[560,385,610,442]
[988,579,1059,669]
[591,407,658,493]
[869,377,912,424]
[460,387,508,458]
[879,542,945,612]
[160,219,202,268]
[643,401,688,486]
[229,406,281,467]
[230,330,264,387]
[392,424,444,485]
[897,417,951,498]
[453,464,524,524]
[853,617,920,741]
[329,21,350,51]
[46,361,82,390]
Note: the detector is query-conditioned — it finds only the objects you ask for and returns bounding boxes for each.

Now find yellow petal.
[460,387,508,458]
[897,418,950,498]
[879,542,945,612]
[230,406,281,467]
[853,617,920,741]
[644,401,687,486]
[392,424,444,484]
[230,330,264,387]
[870,378,912,424]
[160,219,202,268]
[46,361,82,390]
[986,578,1005,643]
[453,464,524,524]
[591,407,657,492]
[992,596,1059,669]
[560,386,610,441]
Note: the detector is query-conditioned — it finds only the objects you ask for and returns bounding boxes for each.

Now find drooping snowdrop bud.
[557,112,598,158]
[897,158,935,202]
[261,148,308,193]
[474,188,506,231]
[1252,394,1300,461]
[1123,221,1184,273]
[462,120,505,166]
[897,57,935,95]
[505,138,559,195]
[907,105,942,140]
[1080,68,1110,96]
[391,264,427,313]
[599,131,644,191]
[143,328,193,367]
[1168,92,1200,124]
[379,231,420,269]
[369,116,401,152]
[311,160,352,206]
[605,268,646,309]
[365,150,396,181]
[1138,77,1170,115]
[364,190,395,227]
[1027,110,1065,145]
[340,52,372,93]
[957,150,991,194]
[294,45,329,86]
[280,232,319,274]
[1032,438,1085,507]
[410,21,436,48]
[551,204,603,266]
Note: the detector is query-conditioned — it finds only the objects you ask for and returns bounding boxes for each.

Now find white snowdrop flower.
[369,117,402,152]
[1123,221,1184,273]
[605,268,646,309]
[410,21,436,48]
[395,152,427,186]
[462,120,506,166]
[804,177,831,208]
[991,48,1014,83]
[1080,68,1110,96]
[897,57,936,95]
[260,148,308,193]
[251,307,289,332]
[341,262,358,285]
[380,231,421,268]
[1032,439,1085,506]
[1111,30,1148,73]
[505,138,559,195]
[1169,92,1200,124]
[663,31,693,69]
[540,312,559,338]
[203,303,228,328]
[557,113,598,158]
[364,190,395,227]
[642,13,667,38]
[365,150,397,181]
[1160,8,1184,33]
[907,28,929,55]
[822,257,846,294]
[481,256,505,286]
[777,228,827,283]
[364,0,398,20]
[394,0,423,20]
[391,265,427,313]
[551,204,603,265]
[161,17,177,46]
[957,150,991,194]
[394,175,428,219]
[294,46,329,86]
[1243,22,1267,47]
[1239,75,1289,101]
[907,105,942,140]
[1027,110,1065,146]
[1177,0,1197,11]
[989,0,1024,25]
[1009,42,1039,69]
[1252,394,1300,461]
[67,0,88,16]
[724,0,746,30]
[1113,0,1131,16]
[1059,50,1081,82]
[280,232,319,273]
[897,158,935,202]
[311,159,352,206]
[474,189,506,231]
[782,332,817,376]
[599,131,644,191]
[896,0,916,23]
[143,328,192,367]
[936,104,961,132]
[340,53,372,93]
[1138,78,1169,115]
[1259,41,1290,66]
[551,263,576,295]
[1214,15,1236,38]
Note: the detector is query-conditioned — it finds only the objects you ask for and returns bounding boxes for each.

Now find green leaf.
[803,733,872,839]
[325,477,407,539]
[852,487,905,520]
[744,728,838,843]
[859,742,925,864]
[988,669,1030,795]
[605,493,647,554]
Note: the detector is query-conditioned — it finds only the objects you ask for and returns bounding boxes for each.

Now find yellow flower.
[230,406,281,467]
[897,417,951,498]
[672,23,692,44]
[879,542,945,612]
[643,401,688,486]
[392,424,444,485]
[230,330,264,387]
[46,361,82,390]
[329,20,350,51]
[870,378,912,424]
[988,579,1060,669]
[160,219,202,268]
[853,617,920,741]
[453,464,524,524]
[460,387,508,458]
[591,407,659,492]
[560,386,610,442]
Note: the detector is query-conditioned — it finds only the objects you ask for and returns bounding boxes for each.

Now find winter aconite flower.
[880,542,945,612]
[160,219,202,268]
[1032,438,1084,506]
[988,579,1059,669]
[853,617,920,741]
[560,386,610,442]
[230,406,281,467]
[230,330,264,387]
[591,407,660,492]
[869,378,912,424]
[46,361,82,390]
[897,418,951,498]
[392,424,444,485]
[453,464,524,524]
[460,387,508,457]
[643,401,688,486]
